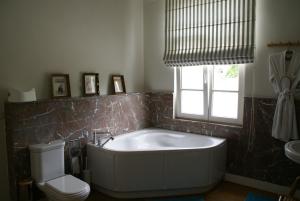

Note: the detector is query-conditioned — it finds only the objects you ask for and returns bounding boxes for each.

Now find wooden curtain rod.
[267,41,300,47]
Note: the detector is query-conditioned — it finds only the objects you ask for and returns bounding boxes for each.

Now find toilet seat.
[46,175,90,195]
[38,175,90,201]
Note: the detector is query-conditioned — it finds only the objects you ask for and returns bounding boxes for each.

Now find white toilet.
[29,140,90,201]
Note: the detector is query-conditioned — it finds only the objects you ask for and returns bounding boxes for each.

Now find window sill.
[173,116,243,129]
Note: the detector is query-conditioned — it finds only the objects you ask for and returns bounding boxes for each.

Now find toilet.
[29,140,90,201]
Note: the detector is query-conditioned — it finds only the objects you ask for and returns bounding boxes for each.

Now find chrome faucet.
[99,135,114,147]
[93,130,114,147]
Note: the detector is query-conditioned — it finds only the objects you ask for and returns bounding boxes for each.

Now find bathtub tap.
[93,130,114,147]
[99,135,114,147]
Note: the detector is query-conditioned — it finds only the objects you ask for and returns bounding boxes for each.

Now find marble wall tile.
[148,92,300,186]
[5,93,151,200]
[5,92,300,200]
[238,98,300,186]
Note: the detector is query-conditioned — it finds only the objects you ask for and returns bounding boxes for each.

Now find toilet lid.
[45,175,89,196]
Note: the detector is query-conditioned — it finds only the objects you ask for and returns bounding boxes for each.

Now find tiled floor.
[87,182,278,201]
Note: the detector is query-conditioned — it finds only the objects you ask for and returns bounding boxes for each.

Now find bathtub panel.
[114,153,164,191]
[164,150,211,189]
[210,142,227,183]
[87,146,114,189]
[87,128,226,198]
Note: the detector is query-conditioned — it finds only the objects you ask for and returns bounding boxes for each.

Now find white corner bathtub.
[87,128,227,198]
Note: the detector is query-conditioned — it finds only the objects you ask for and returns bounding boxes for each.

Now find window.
[165,0,254,125]
[175,65,244,124]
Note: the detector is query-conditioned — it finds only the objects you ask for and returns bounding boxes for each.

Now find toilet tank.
[29,140,65,183]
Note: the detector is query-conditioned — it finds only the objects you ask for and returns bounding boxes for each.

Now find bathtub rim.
[88,128,226,153]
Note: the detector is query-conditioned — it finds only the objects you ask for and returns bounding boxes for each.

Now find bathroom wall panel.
[0,1,145,198]
[5,93,151,200]
[143,0,300,98]
[6,92,300,200]
[148,92,300,187]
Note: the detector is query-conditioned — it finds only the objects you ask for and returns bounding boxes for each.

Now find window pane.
[211,92,238,119]
[181,90,204,115]
[181,66,203,90]
[213,65,239,91]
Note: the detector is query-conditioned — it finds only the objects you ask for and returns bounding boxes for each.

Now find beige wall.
[144,0,300,97]
[144,0,174,92]
[0,0,143,200]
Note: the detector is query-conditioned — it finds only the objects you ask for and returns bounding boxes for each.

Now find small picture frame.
[82,73,99,96]
[51,74,71,98]
[112,75,126,94]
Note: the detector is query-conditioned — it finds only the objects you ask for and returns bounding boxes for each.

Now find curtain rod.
[267,41,300,47]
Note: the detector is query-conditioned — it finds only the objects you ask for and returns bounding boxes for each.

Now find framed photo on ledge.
[82,73,99,96]
[112,75,126,94]
[51,74,71,98]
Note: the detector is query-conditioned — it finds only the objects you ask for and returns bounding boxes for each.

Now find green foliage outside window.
[225,65,238,78]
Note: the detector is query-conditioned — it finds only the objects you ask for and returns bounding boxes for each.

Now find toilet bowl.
[38,175,90,201]
[29,140,90,201]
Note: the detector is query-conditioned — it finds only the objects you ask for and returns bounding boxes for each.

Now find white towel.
[8,88,36,102]
[72,157,80,174]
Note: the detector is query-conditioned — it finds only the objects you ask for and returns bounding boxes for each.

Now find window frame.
[175,65,244,125]
[175,67,208,120]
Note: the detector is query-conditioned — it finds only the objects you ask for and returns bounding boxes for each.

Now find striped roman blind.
[163,0,256,67]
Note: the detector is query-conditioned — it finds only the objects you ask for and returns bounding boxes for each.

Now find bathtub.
[87,128,226,198]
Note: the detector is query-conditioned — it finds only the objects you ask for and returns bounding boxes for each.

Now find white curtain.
[269,50,300,142]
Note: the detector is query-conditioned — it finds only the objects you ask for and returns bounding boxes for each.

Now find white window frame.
[174,65,244,125]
